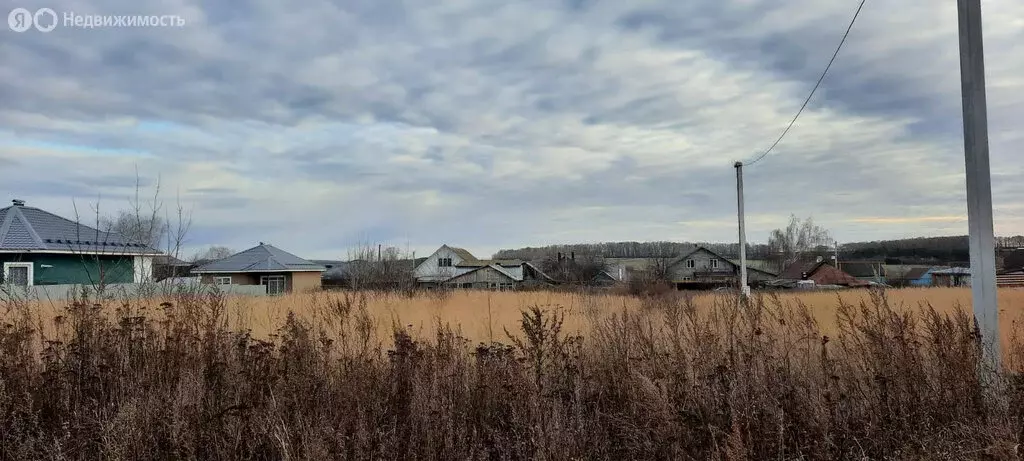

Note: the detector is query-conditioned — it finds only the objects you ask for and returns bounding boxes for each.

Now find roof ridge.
[0,206,45,249]
[0,206,20,245]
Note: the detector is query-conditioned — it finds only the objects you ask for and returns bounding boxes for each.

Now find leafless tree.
[191,245,235,262]
[344,243,417,292]
[538,252,609,286]
[98,171,167,248]
[768,214,833,268]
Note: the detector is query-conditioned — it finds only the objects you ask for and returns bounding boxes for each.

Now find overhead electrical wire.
[744,0,868,167]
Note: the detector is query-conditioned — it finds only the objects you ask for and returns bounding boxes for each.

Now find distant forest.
[493,235,1024,264]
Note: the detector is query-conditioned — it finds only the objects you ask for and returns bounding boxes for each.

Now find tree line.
[494,215,1024,266]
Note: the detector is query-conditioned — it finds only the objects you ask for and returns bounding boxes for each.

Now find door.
[260,275,287,295]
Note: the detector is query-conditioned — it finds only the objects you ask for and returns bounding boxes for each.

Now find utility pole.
[957,0,1000,372]
[735,161,750,297]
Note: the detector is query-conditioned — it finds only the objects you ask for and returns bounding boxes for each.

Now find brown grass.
[13,287,1024,352]
[1,287,1023,460]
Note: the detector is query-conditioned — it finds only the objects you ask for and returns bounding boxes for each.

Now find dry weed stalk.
[0,289,1020,460]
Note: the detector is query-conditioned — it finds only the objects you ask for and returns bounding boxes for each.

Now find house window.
[710,259,719,269]
[438,257,453,267]
[685,259,695,269]
[499,282,514,291]
[215,276,232,285]
[3,262,33,287]
[260,275,287,295]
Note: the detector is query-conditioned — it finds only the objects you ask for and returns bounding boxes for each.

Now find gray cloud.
[0,0,1021,258]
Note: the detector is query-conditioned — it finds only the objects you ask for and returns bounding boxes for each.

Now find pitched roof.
[0,200,160,254]
[193,243,325,273]
[668,245,725,267]
[780,261,828,280]
[932,267,971,275]
[153,255,191,266]
[455,258,523,268]
[446,263,519,282]
[446,246,479,262]
[840,261,884,278]
[810,264,869,286]
[902,267,933,280]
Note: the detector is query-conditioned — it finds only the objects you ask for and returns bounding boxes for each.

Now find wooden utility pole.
[957,0,1000,371]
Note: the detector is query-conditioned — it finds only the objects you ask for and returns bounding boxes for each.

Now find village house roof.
[902,267,933,281]
[193,243,326,273]
[669,245,779,276]
[446,246,479,263]
[0,199,161,255]
[781,261,866,286]
[839,261,885,278]
[455,258,524,268]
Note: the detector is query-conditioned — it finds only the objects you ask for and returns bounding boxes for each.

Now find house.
[998,267,1024,288]
[413,245,554,290]
[0,199,162,287]
[152,255,194,281]
[665,246,777,290]
[311,259,351,288]
[931,267,972,287]
[903,267,938,287]
[191,243,326,295]
[840,261,887,284]
[779,260,869,288]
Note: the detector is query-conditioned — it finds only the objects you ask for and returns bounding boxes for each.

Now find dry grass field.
[13,286,1024,352]
[2,286,1024,459]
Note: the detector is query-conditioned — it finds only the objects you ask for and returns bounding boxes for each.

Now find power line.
[744,0,867,167]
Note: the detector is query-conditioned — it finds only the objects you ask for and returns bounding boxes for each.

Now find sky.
[1,0,1022,260]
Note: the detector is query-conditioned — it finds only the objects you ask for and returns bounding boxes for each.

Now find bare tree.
[191,246,235,262]
[768,214,833,268]
[345,243,417,292]
[99,171,167,248]
[538,252,609,286]
[54,170,194,301]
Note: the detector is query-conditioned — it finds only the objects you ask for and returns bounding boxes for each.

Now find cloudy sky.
[1,0,1022,259]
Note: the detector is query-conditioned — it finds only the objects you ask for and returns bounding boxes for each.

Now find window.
[3,262,33,287]
[685,259,695,269]
[215,276,232,285]
[710,259,719,269]
[438,257,453,267]
[499,282,514,291]
[260,275,287,295]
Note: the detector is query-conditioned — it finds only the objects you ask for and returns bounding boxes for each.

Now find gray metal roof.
[193,243,326,273]
[0,200,160,254]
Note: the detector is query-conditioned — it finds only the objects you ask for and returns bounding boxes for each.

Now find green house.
[0,199,163,287]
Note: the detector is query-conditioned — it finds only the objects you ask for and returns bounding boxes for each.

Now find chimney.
[571,251,575,261]
[557,252,562,262]
[11,199,24,207]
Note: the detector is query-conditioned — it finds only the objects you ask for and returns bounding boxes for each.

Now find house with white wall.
[413,244,553,289]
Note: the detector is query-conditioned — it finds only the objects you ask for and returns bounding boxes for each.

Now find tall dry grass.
[1,288,1023,459]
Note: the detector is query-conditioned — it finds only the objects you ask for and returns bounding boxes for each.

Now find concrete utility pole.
[734,161,750,297]
[957,0,1000,371]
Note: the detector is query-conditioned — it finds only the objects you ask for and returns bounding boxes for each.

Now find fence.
[0,280,267,303]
